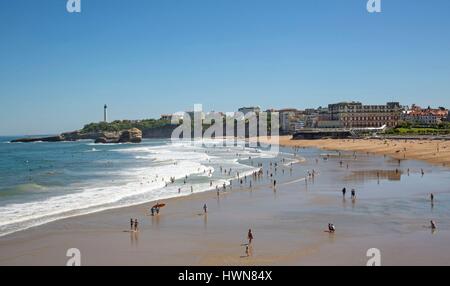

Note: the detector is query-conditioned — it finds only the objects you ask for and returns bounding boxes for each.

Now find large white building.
[328,102,402,128]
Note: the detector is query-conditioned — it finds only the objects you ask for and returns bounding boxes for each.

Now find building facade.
[278,108,306,133]
[327,102,402,128]
[401,104,448,125]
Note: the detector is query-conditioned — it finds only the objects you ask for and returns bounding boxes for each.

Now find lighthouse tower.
[104,104,108,122]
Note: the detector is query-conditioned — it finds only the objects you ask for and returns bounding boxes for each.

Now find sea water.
[0,137,280,237]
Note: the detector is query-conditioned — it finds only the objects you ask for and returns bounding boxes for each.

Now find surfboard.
[153,203,166,208]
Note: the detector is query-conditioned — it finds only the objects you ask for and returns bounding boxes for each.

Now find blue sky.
[0,0,449,135]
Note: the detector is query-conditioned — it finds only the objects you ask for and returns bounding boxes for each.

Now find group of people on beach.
[126,145,442,262]
[150,206,161,216]
[130,218,138,232]
[341,187,356,200]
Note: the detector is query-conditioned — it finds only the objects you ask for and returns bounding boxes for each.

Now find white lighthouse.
[104,104,108,122]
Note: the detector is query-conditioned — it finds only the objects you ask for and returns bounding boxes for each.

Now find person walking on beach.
[431,220,437,230]
[351,189,356,200]
[342,188,346,197]
[247,229,254,245]
[203,204,208,214]
[134,219,139,232]
[130,218,134,231]
[150,207,155,216]
[273,180,277,189]
[431,193,434,203]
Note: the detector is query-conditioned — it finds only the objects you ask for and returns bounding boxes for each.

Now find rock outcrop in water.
[12,128,143,144]
[118,128,142,143]
[11,135,64,143]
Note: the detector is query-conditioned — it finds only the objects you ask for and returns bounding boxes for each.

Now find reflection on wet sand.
[344,169,403,182]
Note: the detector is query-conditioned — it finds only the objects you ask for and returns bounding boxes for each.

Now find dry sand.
[253,136,450,167]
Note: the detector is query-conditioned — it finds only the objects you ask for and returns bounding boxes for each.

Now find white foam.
[0,140,278,237]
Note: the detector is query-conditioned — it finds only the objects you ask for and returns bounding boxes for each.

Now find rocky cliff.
[11,126,165,143]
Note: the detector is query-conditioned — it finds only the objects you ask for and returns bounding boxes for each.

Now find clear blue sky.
[0,0,449,135]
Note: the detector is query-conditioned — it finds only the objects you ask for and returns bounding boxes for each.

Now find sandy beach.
[1,145,449,266]
[253,136,450,167]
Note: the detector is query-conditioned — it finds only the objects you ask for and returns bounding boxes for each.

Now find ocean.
[0,137,282,237]
[2,136,450,241]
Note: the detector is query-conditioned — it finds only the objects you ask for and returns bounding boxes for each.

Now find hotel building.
[328,102,402,128]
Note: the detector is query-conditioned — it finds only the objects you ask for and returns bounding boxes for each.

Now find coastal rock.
[94,137,108,144]
[118,128,142,143]
[11,135,64,143]
[142,125,178,139]
[12,127,147,144]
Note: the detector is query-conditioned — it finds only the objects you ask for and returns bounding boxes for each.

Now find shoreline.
[1,145,450,265]
[252,136,450,167]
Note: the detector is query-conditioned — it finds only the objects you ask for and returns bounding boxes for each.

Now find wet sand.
[0,147,450,266]
[253,136,450,167]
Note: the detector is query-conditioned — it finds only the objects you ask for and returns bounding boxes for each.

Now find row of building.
[161,102,449,134]
[267,102,448,134]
